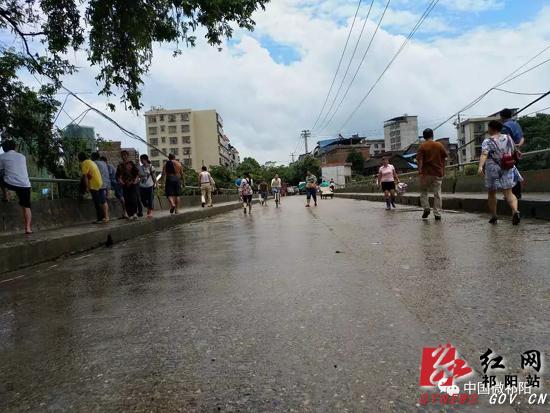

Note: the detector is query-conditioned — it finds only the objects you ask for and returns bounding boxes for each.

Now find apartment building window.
[162,148,167,154]
[182,158,192,167]
[183,148,192,156]
[181,113,189,122]
[169,137,178,144]
[161,137,166,143]
[159,115,164,121]
[148,116,156,123]
[168,114,176,122]
[169,148,179,155]
[160,125,165,132]
[148,126,158,135]
[181,136,191,144]
[151,149,160,157]
[150,138,158,146]
[168,125,177,133]
[152,160,160,168]
[181,124,190,133]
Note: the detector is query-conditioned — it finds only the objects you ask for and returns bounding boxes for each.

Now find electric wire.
[310,0,363,132]
[317,0,391,134]
[314,0,377,134]
[336,0,440,134]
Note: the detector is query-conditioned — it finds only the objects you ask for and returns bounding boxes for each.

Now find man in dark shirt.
[500,108,524,199]
[417,128,448,220]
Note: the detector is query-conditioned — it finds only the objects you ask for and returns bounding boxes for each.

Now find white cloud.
[440,0,504,12]
[47,2,550,165]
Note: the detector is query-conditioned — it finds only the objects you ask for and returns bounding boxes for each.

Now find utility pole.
[289,152,295,163]
[301,129,311,154]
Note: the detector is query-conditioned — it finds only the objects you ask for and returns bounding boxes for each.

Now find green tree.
[288,156,321,185]
[346,149,365,175]
[0,0,269,111]
[0,51,63,175]
[236,157,262,178]
[518,113,550,171]
[209,165,234,188]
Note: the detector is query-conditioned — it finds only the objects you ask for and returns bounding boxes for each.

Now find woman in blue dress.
[478,120,522,225]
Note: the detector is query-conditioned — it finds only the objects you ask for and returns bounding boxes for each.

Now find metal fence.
[25,178,238,200]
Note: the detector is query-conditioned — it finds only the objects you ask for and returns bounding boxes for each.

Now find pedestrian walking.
[478,120,521,225]
[199,166,215,207]
[239,173,253,214]
[259,180,269,206]
[117,150,140,220]
[305,170,317,207]
[79,152,109,224]
[91,152,110,223]
[101,156,126,219]
[139,154,157,218]
[377,157,399,210]
[163,153,183,214]
[417,128,448,220]
[500,108,525,199]
[0,139,32,233]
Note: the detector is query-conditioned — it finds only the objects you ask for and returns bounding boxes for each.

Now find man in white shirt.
[271,174,282,204]
[0,140,32,233]
[198,166,215,207]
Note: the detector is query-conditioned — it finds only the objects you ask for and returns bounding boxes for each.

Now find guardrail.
[344,147,550,187]
[24,178,239,200]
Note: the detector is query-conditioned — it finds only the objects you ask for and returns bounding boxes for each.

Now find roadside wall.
[0,194,240,234]
[336,169,550,194]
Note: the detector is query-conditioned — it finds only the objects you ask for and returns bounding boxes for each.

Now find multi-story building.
[98,141,139,166]
[229,144,240,167]
[144,107,240,170]
[383,115,419,151]
[314,134,370,164]
[365,138,385,156]
[456,116,499,164]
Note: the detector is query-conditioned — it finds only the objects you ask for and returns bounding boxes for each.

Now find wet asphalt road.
[1,197,550,412]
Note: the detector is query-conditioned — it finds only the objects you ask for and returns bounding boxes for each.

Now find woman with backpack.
[478,120,522,225]
[139,154,157,218]
[239,173,253,214]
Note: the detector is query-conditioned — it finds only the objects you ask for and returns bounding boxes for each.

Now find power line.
[53,93,70,124]
[336,0,440,134]
[310,0,363,131]
[317,0,390,134]
[493,87,548,96]
[433,43,550,131]
[1,44,168,158]
[314,0,376,133]
[524,105,550,116]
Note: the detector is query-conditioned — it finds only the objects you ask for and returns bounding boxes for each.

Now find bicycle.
[272,187,281,208]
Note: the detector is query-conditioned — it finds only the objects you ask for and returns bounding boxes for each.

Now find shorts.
[111,181,123,199]
[242,194,253,204]
[1,179,31,208]
[165,176,181,197]
[381,181,396,191]
[91,188,107,204]
[260,191,268,199]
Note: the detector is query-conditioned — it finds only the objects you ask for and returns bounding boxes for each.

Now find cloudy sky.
[9,0,550,164]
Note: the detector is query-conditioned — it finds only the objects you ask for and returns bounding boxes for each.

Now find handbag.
[488,137,515,171]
